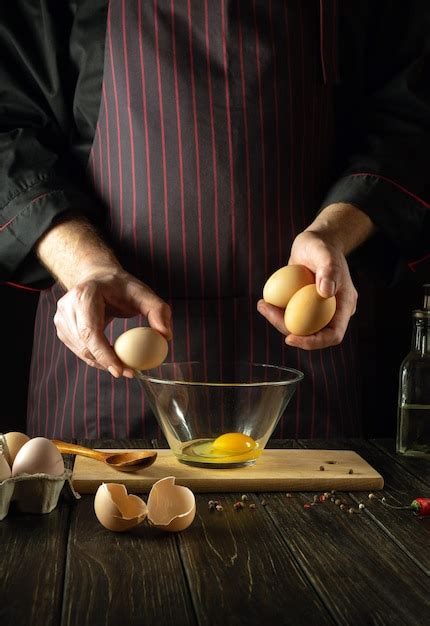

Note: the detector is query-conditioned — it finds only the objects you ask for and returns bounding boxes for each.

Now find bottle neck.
[411,318,430,355]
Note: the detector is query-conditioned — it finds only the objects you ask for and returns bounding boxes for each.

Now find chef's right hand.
[53,268,172,378]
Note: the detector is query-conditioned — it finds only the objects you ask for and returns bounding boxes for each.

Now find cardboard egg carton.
[0,434,80,520]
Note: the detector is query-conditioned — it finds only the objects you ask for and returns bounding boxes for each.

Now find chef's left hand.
[257,230,358,350]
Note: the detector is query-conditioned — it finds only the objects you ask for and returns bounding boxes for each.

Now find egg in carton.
[0,433,80,520]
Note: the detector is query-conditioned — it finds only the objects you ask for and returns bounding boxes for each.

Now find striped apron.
[28,0,362,440]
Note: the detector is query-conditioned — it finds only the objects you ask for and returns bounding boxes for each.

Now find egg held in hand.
[114,327,169,370]
[263,265,315,308]
[284,284,336,336]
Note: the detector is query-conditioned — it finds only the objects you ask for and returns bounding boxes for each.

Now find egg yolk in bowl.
[212,433,257,454]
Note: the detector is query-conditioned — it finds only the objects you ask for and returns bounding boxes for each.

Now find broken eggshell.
[94,483,148,532]
[94,477,196,533]
[147,476,196,532]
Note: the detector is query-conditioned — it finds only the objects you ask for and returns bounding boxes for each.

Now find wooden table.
[1,439,429,626]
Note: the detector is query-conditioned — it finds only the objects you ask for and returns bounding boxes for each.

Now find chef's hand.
[257,231,357,349]
[257,203,376,350]
[35,217,172,377]
[54,268,172,377]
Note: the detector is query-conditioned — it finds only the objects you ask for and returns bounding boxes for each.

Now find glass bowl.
[136,362,303,468]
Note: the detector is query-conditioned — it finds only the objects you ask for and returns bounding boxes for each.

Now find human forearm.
[35,216,172,377]
[304,202,377,256]
[36,217,123,290]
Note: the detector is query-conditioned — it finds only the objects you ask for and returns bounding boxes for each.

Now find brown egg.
[3,432,30,465]
[11,437,65,477]
[284,284,336,336]
[147,476,196,532]
[94,483,148,532]
[114,327,169,370]
[263,265,315,308]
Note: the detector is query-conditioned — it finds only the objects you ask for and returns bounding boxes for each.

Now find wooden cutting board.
[72,449,384,493]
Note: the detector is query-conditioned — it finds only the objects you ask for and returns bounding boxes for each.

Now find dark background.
[0,270,426,438]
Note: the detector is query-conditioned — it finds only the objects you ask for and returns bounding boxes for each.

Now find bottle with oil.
[396,284,430,458]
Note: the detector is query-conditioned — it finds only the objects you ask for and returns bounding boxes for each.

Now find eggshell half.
[3,432,30,465]
[147,476,196,532]
[114,327,169,370]
[0,452,11,482]
[12,437,65,477]
[284,284,336,336]
[263,265,315,309]
[94,483,148,532]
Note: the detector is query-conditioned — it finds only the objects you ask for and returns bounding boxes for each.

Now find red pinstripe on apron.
[28,0,362,440]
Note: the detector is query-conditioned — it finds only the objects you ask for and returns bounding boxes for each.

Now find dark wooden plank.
[176,492,333,626]
[151,438,169,449]
[266,438,300,449]
[61,439,196,626]
[61,495,197,626]
[80,438,150,450]
[151,439,333,626]
[298,439,430,577]
[0,454,75,626]
[370,439,430,486]
[261,489,430,626]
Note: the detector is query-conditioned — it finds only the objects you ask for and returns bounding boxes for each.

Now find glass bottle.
[396,284,430,458]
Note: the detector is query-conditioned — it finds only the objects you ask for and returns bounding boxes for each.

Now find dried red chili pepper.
[411,498,430,516]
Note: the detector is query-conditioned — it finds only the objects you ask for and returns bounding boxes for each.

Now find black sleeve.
[0,1,101,288]
[322,1,430,277]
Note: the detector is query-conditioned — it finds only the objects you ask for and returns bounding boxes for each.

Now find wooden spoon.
[52,440,157,472]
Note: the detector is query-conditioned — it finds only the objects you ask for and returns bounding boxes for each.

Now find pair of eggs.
[0,433,64,480]
[263,265,336,336]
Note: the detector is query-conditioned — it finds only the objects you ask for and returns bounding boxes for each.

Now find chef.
[1,1,429,439]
